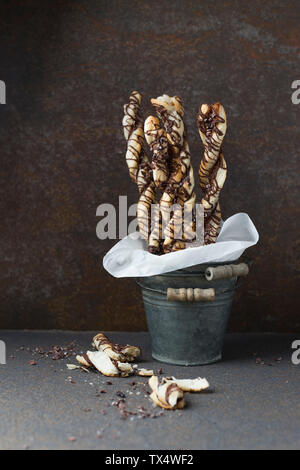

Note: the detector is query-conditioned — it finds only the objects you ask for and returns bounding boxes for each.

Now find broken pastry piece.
[67,363,90,373]
[86,350,120,377]
[76,354,92,368]
[149,376,185,410]
[167,376,209,392]
[66,364,80,370]
[92,332,141,362]
[117,361,134,377]
[76,351,134,377]
[136,368,154,377]
[149,375,210,410]
[74,333,142,377]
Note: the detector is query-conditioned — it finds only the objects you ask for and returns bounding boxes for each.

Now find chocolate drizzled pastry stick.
[125,124,144,183]
[172,138,196,249]
[137,178,156,242]
[144,115,169,254]
[123,91,146,183]
[151,95,196,253]
[197,103,227,244]
[198,103,226,189]
[123,91,155,243]
[144,116,169,188]
[160,154,184,253]
[151,95,184,252]
[122,90,142,141]
[151,94,184,156]
[147,202,163,254]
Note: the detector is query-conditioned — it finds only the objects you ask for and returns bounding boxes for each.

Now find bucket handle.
[205,262,249,281]
[167,288,215,302]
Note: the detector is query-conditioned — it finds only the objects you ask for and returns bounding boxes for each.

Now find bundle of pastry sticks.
[122,92,227,255]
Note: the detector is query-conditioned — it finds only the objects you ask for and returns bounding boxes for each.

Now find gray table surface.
[0,331,299,450]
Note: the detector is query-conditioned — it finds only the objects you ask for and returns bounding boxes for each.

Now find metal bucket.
[136,261,248,366]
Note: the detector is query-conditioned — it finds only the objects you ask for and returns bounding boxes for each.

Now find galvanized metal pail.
[136,261,248,366]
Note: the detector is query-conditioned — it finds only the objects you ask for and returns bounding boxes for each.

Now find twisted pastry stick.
[176,138,196,243]
[147,202,162,255]
[198,103,227,191]
[197,103,227,244]
[123,91,155,243]
[151,95,184,155]
[163,140,196,253]
[151,95,196,252]
[201,155,227,244]
[123,91,144,183]
[137,177,156,242]
[125,123,145,183]
[122,90,142,141]
[144,116,169,188]
[159,155,182,222]
[144,116,170,253]
[151,95,185,252]
[160,155,184,253]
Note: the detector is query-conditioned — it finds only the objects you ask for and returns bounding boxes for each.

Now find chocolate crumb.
[66,376,75,384]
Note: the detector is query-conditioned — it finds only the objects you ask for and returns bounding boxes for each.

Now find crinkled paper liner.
[103,213,259,278]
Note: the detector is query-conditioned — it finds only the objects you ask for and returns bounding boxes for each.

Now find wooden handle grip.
[205,263,249,281]
[167,288,215,302]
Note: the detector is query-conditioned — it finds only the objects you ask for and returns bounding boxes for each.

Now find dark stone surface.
[0,1,299,330]
[0,331,299,450]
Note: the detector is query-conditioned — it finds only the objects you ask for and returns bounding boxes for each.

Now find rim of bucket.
[158,258,251,277]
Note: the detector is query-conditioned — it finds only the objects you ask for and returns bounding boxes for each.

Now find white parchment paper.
[103,213,259,278]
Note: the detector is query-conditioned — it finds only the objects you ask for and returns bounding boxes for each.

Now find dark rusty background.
[0,0,299,331]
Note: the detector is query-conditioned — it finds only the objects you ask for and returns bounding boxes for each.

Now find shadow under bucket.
[136,261,249,366]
